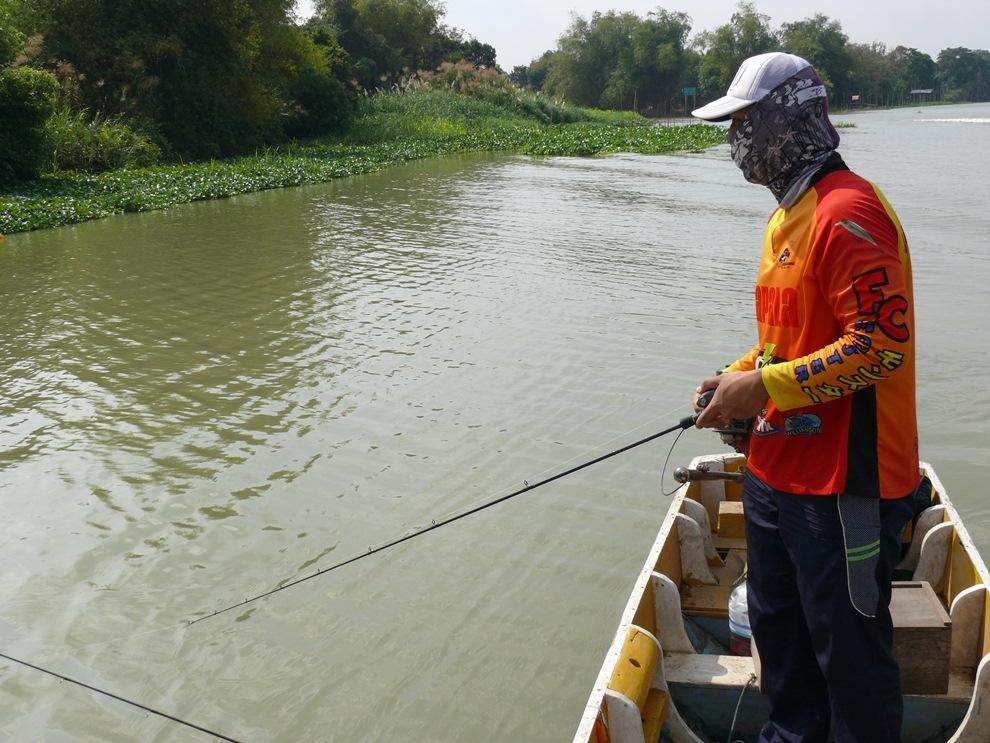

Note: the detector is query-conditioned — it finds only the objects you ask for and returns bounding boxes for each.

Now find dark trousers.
[743,471,914,743]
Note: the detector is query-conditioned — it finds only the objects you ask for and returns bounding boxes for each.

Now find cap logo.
[796,85,827,104]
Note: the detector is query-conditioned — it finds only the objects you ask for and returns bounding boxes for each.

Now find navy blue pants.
[744,471,914,743]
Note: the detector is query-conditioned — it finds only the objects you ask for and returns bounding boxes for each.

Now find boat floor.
[664,644,972,742]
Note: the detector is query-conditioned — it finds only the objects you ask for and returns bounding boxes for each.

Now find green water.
[1,104,988,741]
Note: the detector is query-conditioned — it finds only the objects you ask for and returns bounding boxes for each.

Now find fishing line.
[660,426,689,497]
[189,404,706,627]
[411,401,691,530]
[0,651,243,742]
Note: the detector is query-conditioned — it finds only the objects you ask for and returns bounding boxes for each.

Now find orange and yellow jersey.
[727,167,919,499]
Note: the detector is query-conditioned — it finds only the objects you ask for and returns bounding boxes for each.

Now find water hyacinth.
[0,91,725,234]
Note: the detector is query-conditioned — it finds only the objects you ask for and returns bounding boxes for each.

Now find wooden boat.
[573,453,990,743]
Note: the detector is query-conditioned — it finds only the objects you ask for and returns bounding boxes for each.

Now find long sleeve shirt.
[727,165,919,499]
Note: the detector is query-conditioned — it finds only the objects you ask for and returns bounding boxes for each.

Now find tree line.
[0,0,495,182]
[511,3,990,116]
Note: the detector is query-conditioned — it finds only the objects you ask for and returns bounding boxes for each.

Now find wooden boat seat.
[664,653,756,689]
[678,583,732,619]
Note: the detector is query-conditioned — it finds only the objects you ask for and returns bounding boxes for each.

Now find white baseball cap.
[691,52,812,121]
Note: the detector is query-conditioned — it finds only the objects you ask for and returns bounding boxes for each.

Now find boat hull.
[573,455,990,743]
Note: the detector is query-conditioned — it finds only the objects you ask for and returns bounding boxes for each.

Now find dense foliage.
[310,0,496,90]
[533,9,694,115]
[0,0,499,171]
[0,64,57,183]
[0,0,57,182]
[519,2,990,112]
[19,0,353,159]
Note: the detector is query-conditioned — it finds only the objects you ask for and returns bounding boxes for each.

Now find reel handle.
[678,388,716,429]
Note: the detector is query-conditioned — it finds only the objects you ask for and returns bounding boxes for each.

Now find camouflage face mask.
[728,67,841,207]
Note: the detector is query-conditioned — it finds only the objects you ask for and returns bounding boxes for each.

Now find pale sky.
[294,1,989,71]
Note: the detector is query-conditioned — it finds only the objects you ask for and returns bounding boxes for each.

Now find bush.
[44,106,161,172]
[285,68,356,139]
[0,65,58,183]
[389,62,644,126]
[0,21,23,68]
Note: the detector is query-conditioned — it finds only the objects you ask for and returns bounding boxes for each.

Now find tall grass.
[45,107,160,172]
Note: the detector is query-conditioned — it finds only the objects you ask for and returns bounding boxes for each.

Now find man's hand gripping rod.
[673,387,746,484]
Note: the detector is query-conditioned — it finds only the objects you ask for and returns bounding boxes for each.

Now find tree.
[884,46,936,104]
[517,50,556,91]
[451,37,496,69]
[0,65,58,182]
[316,0,442,86]
[631,9,693,114]
[889,47,936,91]
[23,0,352,158]
[695,2,779,99]
[847,42,892,106]
[779,14,851,104]
[313,0,495,88]
[537,9,692,113]
[0,0,59,182]
[0,0,26,66]
[937,47,990,102]
[542,11,635,107]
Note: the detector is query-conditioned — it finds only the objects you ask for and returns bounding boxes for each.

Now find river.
[1,102,988,741]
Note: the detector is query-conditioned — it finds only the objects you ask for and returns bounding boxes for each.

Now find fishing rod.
[0,651,243,742]
[189,393,714,627]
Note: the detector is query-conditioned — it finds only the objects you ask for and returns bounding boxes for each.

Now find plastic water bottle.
[728,581,751,656]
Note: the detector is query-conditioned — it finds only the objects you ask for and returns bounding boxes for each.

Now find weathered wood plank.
[891,581,952,695]
[680,584,733,618]
[711,535,747,552]
[948,529,981,606]
[655,529,682,588]
[664,653,757,688]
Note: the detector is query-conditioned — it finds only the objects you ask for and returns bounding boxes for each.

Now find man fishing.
[690,52,920,742]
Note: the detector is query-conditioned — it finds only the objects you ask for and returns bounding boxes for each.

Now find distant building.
[910,89,934,102]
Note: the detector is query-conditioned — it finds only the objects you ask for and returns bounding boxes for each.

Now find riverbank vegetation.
[0,0,983,233]
[0,0,727,234]
[0,83,724,233]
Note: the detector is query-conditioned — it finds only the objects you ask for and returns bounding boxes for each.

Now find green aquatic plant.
[1,90,725,234]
